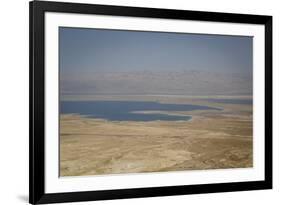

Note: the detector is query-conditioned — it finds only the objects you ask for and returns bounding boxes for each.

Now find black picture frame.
[29,0,272,204]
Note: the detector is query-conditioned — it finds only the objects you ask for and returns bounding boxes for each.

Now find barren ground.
[60,96,252,176]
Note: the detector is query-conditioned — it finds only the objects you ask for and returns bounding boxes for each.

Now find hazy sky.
[59,27,252,75]
[59,27,253,96]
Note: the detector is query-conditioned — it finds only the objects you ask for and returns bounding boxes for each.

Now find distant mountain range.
[60,70,252,96]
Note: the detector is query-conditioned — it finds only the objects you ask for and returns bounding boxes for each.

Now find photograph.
[59,27,253,177]
[29,1,272,203]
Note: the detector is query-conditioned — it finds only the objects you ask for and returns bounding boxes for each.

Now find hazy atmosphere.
[59,27,253,97]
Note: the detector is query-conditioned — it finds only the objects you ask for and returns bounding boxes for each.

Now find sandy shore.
[60,97,252,176]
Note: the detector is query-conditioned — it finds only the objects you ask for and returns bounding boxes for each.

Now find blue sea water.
[60,101,220,122]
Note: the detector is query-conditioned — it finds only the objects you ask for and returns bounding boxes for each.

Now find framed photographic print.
[29,0,272,204]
